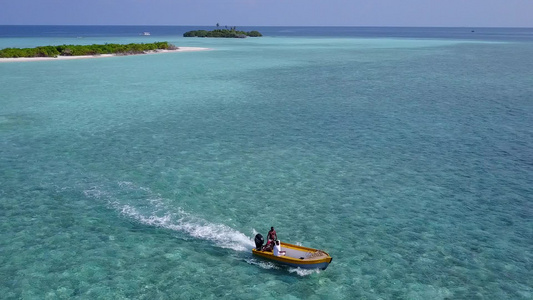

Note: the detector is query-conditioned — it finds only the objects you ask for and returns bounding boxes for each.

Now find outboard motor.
[254,233,264,251]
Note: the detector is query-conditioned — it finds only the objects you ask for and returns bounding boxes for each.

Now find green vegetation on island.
[0,42,177,58]
[183,26,262,38]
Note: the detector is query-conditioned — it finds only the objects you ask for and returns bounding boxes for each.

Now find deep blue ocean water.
[1,26,532,299]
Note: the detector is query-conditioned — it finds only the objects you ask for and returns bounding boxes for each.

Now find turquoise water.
[1,28,532,299]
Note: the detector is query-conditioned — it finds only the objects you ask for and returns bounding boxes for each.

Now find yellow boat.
[252,234,332,270]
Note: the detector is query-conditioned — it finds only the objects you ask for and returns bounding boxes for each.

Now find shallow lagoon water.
[1,27,532,299]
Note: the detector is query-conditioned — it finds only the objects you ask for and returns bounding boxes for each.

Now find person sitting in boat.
[262,239,274,252]
[267,227,277,242]
[273,240,286,256]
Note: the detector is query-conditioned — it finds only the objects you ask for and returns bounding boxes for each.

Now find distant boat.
[141,32,151,36]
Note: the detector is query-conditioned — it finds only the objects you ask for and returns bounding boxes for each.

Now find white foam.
[244,258,321,276]
[245,258,280,270]
[288,267,321,276]
[119,204,255,251]
[85,182,255,252]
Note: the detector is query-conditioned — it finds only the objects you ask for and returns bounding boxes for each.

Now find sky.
[1,0,532,27]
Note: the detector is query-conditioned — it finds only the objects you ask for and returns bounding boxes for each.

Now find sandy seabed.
[0,47,211,63]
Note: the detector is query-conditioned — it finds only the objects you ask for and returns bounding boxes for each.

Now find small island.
[0,42,178,58]
[183,26,262,38]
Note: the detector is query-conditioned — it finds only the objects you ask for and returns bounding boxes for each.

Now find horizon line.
[1,24,533,29]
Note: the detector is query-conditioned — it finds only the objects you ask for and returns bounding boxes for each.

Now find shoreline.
[0,47,211,63]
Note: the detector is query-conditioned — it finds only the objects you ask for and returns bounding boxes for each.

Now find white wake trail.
[84,182,255,252]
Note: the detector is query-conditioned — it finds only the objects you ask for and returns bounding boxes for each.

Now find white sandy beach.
[0,47,210,63]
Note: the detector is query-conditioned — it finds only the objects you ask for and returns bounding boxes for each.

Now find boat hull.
[252,242,332,270]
